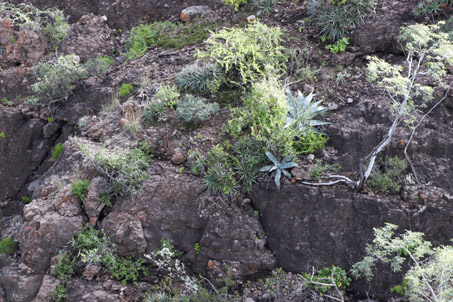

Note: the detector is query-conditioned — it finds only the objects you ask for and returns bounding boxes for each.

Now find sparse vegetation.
[352,223,453,302]
[119,83,134,97]
[0,238,17,255]
[71,179,90,201]
[176,95,219,126]
[52,143,64,161]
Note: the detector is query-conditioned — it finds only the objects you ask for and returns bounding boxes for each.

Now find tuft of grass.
[119,83,134,97]
[52,143,64,161]
[0,238,17,255]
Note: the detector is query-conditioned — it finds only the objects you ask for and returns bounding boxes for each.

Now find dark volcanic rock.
[250,183,453,300]
[101,162,276,278]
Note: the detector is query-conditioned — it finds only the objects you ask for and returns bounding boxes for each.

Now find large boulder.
[250,183,453,300]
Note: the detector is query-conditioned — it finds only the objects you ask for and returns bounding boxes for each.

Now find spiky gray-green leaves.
[176,95,219,125]
[175,63,224,94]
[260,152,297,190]
[284,89,330,135]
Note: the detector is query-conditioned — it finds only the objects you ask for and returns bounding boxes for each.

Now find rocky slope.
[1,0,452,301]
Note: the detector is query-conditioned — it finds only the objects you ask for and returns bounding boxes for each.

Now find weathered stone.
[83,177,109,226]
[180,6,212,22]
[60,14,112,63]
[35,274,60,302]
[250,184,453,300]
[171,147,187,165]
[66,280,120,302]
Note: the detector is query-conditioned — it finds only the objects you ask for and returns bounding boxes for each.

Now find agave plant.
[284,89,330,135]
[260,152,297,190]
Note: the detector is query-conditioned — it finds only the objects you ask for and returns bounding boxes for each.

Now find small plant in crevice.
[142,101,167,125]
[119,83,134,97]
[76,139,151,195]
[303,265,351,297]
[83,56,114,78]
[325,37,349,53]
[32,54,88,104]
[0,238,18,255]
[260,152,298,190]
[175,63,224,95]
[154,84,180,107]
[0,131,5,138]
[251,0,280,15]
[52,143,64,161]
[176,95,219,126]
[309,159,341,181]
[99,192,112,207]
[122,105,143,135]
[52,253,75,302]
[368,155,407,194]
[71,179,90,201]
[412,0,452,18]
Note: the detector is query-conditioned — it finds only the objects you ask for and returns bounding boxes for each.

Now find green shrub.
[71,179,90,201]
[126,21,176,59]
[309,159,341,181]
[351,223,453,302]
[53,284,68,302]
[119,83,134,97]
[303,266,351,295]
[325,37,349,53]
[196,21,287,86]
[76,141,151,194]
[0,131,5,138]
[368,156,407,194]
[0,2,68,49]
[294,131,328,154]
[99,192,112,207]
[53,254,75,284]
[32,54,88,103]
[0,238,17,255]
[52,143,64,161]
[154,84,180,105]
[175,63,224,95]
[176,95,219,125]
[307,0,375,41]
[412,0,452,17]
[83,56,114,77]
[71,226,148,285]
[142,101,167,125]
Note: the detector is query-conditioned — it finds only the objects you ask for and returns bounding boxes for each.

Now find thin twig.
[404,81,453,184]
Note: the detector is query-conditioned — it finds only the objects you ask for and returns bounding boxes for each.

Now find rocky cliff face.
[1,1,452,301]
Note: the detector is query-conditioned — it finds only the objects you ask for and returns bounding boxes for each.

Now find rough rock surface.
[0,109,51,201]
[66,280,120,302]
[350,0,414,54]
[101,162,276,278]
[0,20,47,69]
[60,14,112,63]
[250,183,453,300]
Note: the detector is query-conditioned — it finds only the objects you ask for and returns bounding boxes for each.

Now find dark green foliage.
[413,0,451,17]
[294,131,328,154]
[119,83,133,97]
[108,256,148,285]
[53,284,68,302]
[176,95,219,125]
[53,254,75,283]
[0,238,17,255]
[126,21,174,58]
[71,226,148,286]
[52,143,64,161]
[142,101,167,125]
[251,0,279,15]
[260,152,298,190]
[175,63,224,95]
[99,192,112,207]
[303,266,351,294]
[71,179,90,201]
[307,0,375,41]
[368,156,408,194]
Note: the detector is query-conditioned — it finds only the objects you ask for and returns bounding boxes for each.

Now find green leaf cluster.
[76,140,151,195]
[175,63,224,95]
[368,156,407,194]
[176,95,219,125]
[0,238,17,255]
[196,21,287,86]
[260,152,297,190]
[351,223,453,302]
[303,266,351,294]
[307,0,375,41]
[52,143,64,161]
[71,179,90,201]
